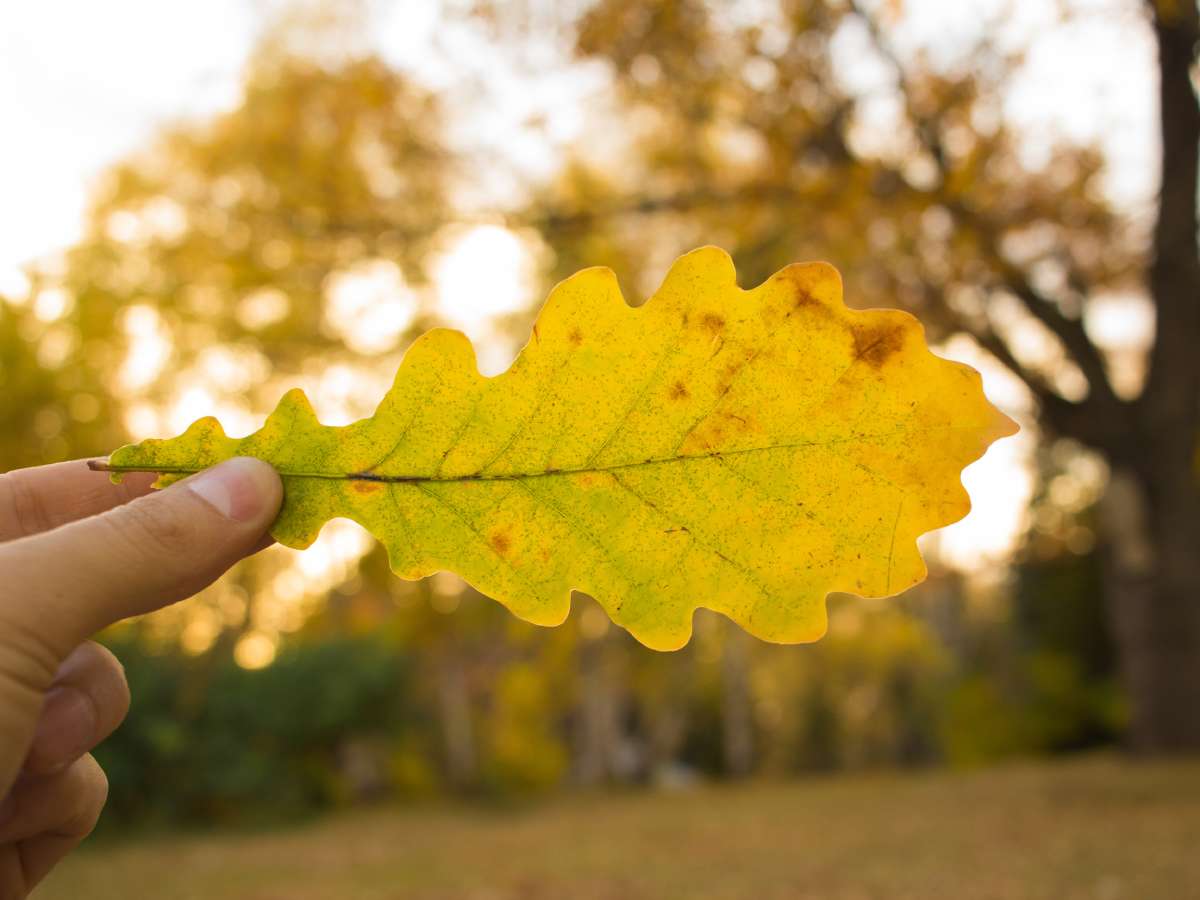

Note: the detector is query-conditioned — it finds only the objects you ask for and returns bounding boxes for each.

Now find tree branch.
[983,242,1118,408]
[851,1,1124,425]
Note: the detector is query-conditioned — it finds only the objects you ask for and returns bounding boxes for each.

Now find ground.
[37,756,1200,900]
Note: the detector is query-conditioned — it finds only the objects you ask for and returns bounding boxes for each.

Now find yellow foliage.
[482,664,569,793]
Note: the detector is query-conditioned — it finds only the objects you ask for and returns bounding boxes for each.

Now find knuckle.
[0,647,54,738]
[0,471,51,538]
[0,607,64,700]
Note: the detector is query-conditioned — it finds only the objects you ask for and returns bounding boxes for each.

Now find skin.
[0,457,281,900]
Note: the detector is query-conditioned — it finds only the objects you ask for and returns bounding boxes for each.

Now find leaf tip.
[276,386,319,419]
[402,326,480,377]
[194,415,226,434]
[990,407,1021,442]
[665,244,738,288]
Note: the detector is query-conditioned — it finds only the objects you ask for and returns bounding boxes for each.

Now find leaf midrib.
[104,424,975,484]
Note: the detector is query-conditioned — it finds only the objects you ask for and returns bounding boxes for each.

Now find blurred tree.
[0,287,123,468]
[571,618,627,784]
[720,622,755,777]
[503,0,1199,753]
[17,12,457,655]
[49,36,451,424]
[95,631,415,826]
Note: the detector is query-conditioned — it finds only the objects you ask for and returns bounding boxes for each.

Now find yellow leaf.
[103,247,1017,650]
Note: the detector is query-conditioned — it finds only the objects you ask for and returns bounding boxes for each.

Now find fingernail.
[185,457,274,522]
[27,686,96,774]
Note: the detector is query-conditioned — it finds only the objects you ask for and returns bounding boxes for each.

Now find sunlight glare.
[118,305,172,391]
[32,286,72,322]
[0,266,30,302]
[1085,291,1155,397]
[196,345,271,395]
[234,631,277,670]
[433,225,536,331]
[237,286,291,331]
[165,387,256,437]
[295,519,374,582]
[323,259,418,355]
[180,609,220,655]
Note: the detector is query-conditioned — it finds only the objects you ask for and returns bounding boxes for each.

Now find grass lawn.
[36,755,1200,900]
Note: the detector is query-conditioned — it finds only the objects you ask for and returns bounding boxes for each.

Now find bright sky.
[0,0,1157,581]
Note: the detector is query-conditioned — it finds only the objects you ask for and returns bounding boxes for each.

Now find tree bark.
[1106,3,1200,754]
[1140,460,1200,751]
[1102,465,1200,753]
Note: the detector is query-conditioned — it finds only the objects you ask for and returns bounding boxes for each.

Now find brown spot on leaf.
[777,266,832,318]
[792,288,819,311]
[681,312,689,327]
[351,480,384,494]
[700,313,726,335]
[568,327,584,347]
[787,280,822,313]
[851,319,906,368]
[714,355,750,399]
[489,530,512,556]
[669,380,690,401]
[724,411,751,431]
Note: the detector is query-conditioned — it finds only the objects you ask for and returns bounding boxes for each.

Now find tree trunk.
[1110,5,1200,754]
[574,635,621,785]
[1101,464,1200,753]
[436,651,476,787]
[721,621,755,777]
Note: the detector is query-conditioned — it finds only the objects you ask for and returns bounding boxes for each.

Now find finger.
[0,460,157,543]
[0,755,108,842]
[23,642,130,776]
[0,457,282,659]
[0,755,107,896]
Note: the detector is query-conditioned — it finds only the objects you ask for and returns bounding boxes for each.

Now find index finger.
[0,460,157,543]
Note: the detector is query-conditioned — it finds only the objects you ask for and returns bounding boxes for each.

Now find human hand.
[0,457,281,899]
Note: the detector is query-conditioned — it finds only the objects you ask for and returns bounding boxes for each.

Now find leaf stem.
[87,460,201,475]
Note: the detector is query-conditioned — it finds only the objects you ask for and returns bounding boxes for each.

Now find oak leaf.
[101,247,1016,650]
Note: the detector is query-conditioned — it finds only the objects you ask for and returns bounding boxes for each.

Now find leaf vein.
[609,471,772,602]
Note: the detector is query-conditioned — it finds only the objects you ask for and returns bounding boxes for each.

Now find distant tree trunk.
[574,635,621,784]
[646,653,691,777]
[436,651,476,787]
[721,621,755,777]
[1104,6,1200,754]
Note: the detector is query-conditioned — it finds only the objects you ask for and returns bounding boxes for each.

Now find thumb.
[0,457,282,661]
